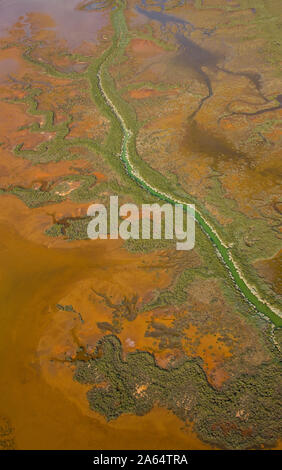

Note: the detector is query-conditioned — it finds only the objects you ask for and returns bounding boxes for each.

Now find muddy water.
[0,57,19,79]
[182,120,245,166]
[0,0,108,47]
[136,5,194,31]
[0,221,210,449]
[175,33,222,70]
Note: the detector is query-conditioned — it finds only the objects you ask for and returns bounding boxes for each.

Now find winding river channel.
[94,1,281,327]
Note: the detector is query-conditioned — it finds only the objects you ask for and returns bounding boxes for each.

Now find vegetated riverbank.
[0,0,280,451]
[74,334,281,450]
[3,0,280,326]
[90,0,281,326]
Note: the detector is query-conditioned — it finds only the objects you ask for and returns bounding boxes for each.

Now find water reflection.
[82,0,116,11]
[175,32,222,69]
[0,0,108,47]
[0,57,19,81]
[140,0,186,11]
[136,4,195,32]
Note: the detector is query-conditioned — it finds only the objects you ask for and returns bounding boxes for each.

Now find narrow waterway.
[95,2,281,326]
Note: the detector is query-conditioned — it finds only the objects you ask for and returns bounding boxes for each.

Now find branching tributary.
[93,1,281,326]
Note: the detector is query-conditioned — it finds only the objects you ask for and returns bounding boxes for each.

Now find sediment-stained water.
[0,0,108,47]
[0,0,281,451]
[0,218,211,449]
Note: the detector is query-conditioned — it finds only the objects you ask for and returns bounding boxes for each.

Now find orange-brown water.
[0,218,211,449]
[1,0,280,451]
[0,0,108,48]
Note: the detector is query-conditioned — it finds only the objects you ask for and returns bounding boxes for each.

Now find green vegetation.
[120,81,179,95]
[45,223,63,238]
[0,416,15,450]
[23,44,85,80]
[200,178,281,308]
[194,0,282,75]
[3,0,280,326]
[74,334,282,449]
[93,0,281,326]
[2,174,98,208]
[7,86,103,164]
[246,119,282,143]
[10,186,62,208]
[273,328,282,351]
[124,237,173,253]
[64,217,91,240]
